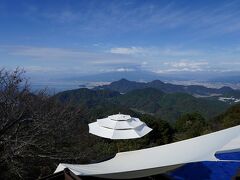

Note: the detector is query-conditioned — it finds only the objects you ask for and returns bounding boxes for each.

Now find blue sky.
[1,0,240,81]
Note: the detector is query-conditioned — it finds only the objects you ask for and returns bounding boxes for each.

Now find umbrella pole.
[116,142,120,152]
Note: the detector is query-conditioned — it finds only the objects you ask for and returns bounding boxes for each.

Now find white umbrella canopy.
[88,113,152,140]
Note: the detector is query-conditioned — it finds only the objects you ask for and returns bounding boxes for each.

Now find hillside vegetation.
[211,103,240,129]
[56,87,229,123]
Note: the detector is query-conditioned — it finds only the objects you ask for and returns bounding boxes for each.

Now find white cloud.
[115,68,135,72]
[158,60,209,73]
[110,47,145,55]
[99,67,136,73]
[109,46,202,57]
[156,68,197,73]
[165,61,208,68]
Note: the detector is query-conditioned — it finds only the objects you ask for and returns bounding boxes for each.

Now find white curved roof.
[217,133,240,153]
[88,114,152,139]
[55,125,240,179]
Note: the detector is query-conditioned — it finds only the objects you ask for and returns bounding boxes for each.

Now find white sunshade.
[88,114,152,139]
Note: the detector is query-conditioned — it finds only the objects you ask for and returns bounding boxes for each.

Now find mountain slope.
[54,88,120,106]
[211,103,240,129]
[54,87,229,123]
[98,79,147,93]
[116,88,165,113]
[116,88,229,122]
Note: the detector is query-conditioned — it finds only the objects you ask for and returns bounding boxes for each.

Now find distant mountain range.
[54,80,232,122]
[60,70,240,83]
[65,70,173,82]
[95,79,240,98]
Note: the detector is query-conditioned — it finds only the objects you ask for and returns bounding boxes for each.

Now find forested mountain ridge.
[55,87,229,123]
[54,88,120,106]
[117,88,229,122]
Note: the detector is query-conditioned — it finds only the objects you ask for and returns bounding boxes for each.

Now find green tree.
[175,113,207,139]
[139,114,174,146]
[211,103,240,130]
